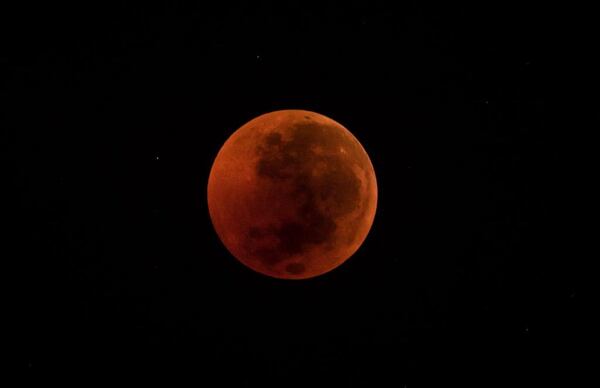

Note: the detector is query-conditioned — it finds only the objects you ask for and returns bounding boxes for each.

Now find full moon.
[207,110,377,279]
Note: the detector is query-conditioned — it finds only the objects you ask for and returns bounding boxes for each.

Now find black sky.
[7,1,581,386]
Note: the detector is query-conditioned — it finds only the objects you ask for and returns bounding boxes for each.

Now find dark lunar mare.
[250,121,363,273]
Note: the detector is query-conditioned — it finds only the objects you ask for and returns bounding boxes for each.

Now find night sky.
[8,1,581,385]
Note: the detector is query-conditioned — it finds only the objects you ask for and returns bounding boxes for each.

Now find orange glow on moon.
[207,110,377,279]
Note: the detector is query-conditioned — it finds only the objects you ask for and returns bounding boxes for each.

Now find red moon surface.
[207,110,377,279]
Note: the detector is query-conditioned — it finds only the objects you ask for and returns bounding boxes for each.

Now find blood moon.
[207,110,377,279]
